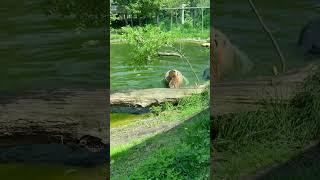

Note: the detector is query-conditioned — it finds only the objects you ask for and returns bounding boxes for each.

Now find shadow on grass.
[111,109,210,179]
[254,142,320,180]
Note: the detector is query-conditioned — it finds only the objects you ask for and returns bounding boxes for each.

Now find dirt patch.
[110,116,181,146]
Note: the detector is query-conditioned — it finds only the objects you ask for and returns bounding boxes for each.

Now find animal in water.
[211,28,253,82]
[298,18,320,55]
[163,69,188,88]
[78,135,106,153]
[203,67,210,80]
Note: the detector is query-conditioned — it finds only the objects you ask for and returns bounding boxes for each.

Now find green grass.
[259,144,320,180]
[149,90,209,121]
[110,91,210,179]
[110,134,156,157]
[212,69,320,179]
[111,110,210,180]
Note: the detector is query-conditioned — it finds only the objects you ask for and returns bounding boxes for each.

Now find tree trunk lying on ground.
[110,82,210,108]
[211,63,318,116]
[0,89,109,146]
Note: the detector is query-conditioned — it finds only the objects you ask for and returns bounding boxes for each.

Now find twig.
[171,46,200,85]
[248,0,286,73]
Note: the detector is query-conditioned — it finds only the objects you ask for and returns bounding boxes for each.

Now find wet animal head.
[168,70,178,78]
[168,70,181,88]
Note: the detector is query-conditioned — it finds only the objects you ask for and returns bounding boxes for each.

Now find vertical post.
[156,12,160,26]
[201,8,204,33]
[175,10,178,24]
[124,13,128,25]
[170,10,173,30]
[181,4,185,24]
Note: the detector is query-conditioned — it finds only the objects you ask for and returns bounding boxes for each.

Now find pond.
[110,42,210,128]
[213,0,320,81]
[110,42,210,91]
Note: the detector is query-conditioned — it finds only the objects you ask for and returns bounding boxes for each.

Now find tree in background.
[44,0,108,28]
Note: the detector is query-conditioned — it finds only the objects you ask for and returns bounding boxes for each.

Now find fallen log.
[110,82,210,108]
[0,89,109,146]
[211,63,318,116]
[157,51,182,58]
[201,42,210,48]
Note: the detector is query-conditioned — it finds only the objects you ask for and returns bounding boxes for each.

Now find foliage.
[115,0,163,16]
[150,90,209,116]
[44,0,107,28]
[44,0,210,29]
[110,12,119,26]
[122,25,173,67]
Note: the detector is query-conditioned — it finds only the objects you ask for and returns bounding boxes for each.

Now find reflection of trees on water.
[43,0,108,28]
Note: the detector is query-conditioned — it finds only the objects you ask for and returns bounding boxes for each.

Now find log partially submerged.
[111,82,210,108]
[157,51,182,58]
[201,42,210,47]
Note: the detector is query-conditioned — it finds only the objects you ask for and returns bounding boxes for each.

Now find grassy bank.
[111,91,210,179]
[212,69,320,179]
[110,25,209,42]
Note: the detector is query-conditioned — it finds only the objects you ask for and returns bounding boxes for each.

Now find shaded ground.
[254,142,320,180]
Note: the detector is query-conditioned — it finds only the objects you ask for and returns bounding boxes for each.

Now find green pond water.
[110,42,210,91]
[110,113,150,128]
[110,42,210,126]
[214,0,320,81]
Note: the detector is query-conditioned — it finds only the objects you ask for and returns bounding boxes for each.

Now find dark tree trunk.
[124,13,128,25]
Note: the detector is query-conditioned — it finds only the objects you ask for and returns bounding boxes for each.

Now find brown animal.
[164,69,184,88]
[210,29,253,82]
